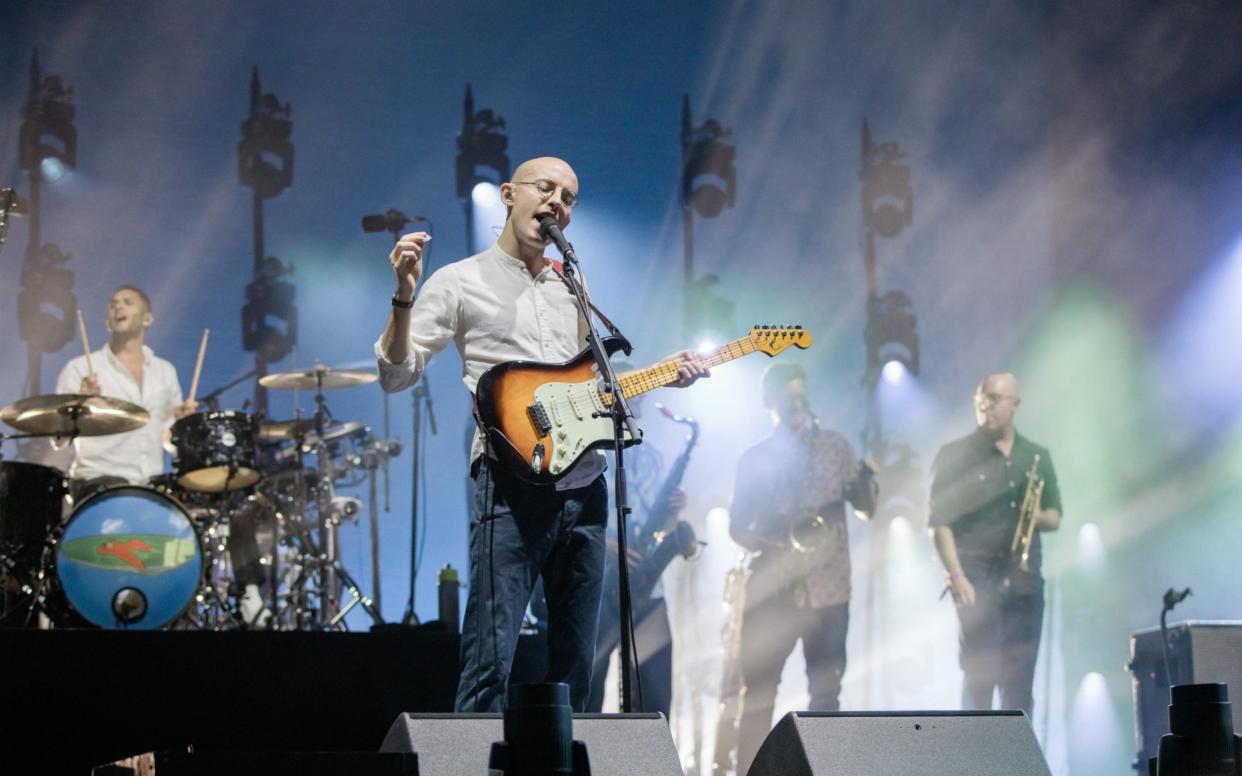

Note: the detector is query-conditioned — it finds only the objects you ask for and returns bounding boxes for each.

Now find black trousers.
[735,583,849,776]
[955,571,1045,717]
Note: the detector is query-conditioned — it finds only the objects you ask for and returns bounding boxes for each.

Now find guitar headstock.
[748,325,813,356]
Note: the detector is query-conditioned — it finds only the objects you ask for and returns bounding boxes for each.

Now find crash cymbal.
[258,418,317,441]
[258,365,378,391]
[0,393,150,437]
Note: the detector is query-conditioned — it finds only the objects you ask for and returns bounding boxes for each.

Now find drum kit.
[0,364,398,631]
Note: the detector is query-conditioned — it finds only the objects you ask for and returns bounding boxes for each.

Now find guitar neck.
[617,336,759,399]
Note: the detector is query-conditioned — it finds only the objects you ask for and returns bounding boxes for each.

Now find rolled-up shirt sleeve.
[374,266,460,393]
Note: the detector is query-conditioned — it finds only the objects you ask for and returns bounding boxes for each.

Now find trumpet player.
[930,372,1062,718]
[728,363,877,774]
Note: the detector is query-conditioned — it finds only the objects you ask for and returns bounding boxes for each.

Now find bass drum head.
[56,486,203,629]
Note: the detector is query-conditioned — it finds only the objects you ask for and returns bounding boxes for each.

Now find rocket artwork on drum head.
[56,486,204,629]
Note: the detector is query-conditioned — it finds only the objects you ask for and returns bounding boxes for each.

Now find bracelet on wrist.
[391,292,414,309]
[948,570,966,581]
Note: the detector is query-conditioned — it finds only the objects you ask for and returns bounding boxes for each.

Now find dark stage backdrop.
[3,3,1241,774]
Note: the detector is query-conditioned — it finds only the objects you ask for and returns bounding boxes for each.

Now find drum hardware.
[260,364,384,630]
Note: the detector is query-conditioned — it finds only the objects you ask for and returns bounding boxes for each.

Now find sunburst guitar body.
[473,325,813,484]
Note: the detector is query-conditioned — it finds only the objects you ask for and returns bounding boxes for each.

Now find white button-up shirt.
[374,242,604,489]
[55,344,183,484]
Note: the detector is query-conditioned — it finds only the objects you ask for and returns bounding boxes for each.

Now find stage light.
[706,506,730,536]
[881,359,906,384]
[1069,671,1127,773]
[472,181,499,208]
[1076,522,1107,575]
[888,514,912,539]
[865,290,919,382]
[456,84,509,256]
[695,340,716,355]
[40,157,68,182]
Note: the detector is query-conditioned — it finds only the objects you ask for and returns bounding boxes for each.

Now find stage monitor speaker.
[746,711,1051,776]
[1131,620,1242,766]
[380,712,682,776]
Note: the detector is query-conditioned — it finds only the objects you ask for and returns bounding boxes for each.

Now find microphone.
[539,217,577,263]
[1,188,28,217]
[361,208,423,234]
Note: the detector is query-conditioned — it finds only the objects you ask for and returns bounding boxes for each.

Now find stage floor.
[1,627,549,773]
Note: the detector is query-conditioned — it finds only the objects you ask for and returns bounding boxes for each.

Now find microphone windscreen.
[361,214,389,232]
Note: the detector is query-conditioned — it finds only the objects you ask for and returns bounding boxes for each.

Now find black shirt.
[929,428,1062,580]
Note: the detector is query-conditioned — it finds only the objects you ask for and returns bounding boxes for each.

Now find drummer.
[55,285,197,493]
[53,285,273,627]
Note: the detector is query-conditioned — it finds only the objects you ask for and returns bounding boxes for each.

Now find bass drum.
[55,486,204,629]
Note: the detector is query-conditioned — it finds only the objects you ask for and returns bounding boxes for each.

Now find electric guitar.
[472,325,813,484]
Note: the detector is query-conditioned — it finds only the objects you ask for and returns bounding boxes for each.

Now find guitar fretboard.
[615,336,761,399]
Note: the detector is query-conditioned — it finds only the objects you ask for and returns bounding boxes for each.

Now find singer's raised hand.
[390,231,431,300]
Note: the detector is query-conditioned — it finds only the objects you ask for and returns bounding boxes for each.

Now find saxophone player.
[728,363,878,775]
[930,372,1062,718]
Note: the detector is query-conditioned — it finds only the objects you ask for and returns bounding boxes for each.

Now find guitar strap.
[548,259,624,338]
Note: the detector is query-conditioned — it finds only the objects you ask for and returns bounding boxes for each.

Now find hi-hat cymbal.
[258,365,378,391]
[0,394,150,437]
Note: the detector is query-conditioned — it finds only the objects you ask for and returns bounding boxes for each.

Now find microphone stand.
[366,212,437,626]
[546,233,643,713]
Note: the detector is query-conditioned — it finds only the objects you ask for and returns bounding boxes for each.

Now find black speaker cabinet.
[1131,620,1242,766]
[380,712,682,775]
[746,711,1051,775]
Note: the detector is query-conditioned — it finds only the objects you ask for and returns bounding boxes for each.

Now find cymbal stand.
[360,433,401,620]
[298,374,383,629]
[189,517,247,630]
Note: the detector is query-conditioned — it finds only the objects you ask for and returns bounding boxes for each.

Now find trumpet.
[1010,454,1045,572]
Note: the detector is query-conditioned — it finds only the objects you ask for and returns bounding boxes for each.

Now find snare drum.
[55,486,204,629]
[171,410,260,492]
[0,461,67,579]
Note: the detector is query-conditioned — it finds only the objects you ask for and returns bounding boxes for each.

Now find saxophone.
[626,405,700,602]
[712,553,752,776]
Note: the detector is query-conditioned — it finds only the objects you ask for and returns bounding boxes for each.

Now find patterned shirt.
[731,423,861,608]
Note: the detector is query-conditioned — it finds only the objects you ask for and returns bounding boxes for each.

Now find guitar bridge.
[527,403,552,437]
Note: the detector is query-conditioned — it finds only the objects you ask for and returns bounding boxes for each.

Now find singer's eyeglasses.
[513,179,580,210]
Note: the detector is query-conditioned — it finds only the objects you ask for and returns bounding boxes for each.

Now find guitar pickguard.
[531,378,634,476]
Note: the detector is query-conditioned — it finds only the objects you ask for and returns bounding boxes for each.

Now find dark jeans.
[735,576,850,776]
[455,459,607,713]
[586,596,673,716]
[955,570,1045,717]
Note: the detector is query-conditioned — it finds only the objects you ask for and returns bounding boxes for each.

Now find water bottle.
[438,563,460,633]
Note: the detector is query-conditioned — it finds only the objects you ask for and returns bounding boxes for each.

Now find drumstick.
[188,328,209,403]
[75,309,95,380]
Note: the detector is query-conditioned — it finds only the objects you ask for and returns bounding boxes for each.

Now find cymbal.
[0,394,150,437]
[269,420,369,462]
[257,418,317,441]
[258,365,378,391]
[313,419,367,446]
